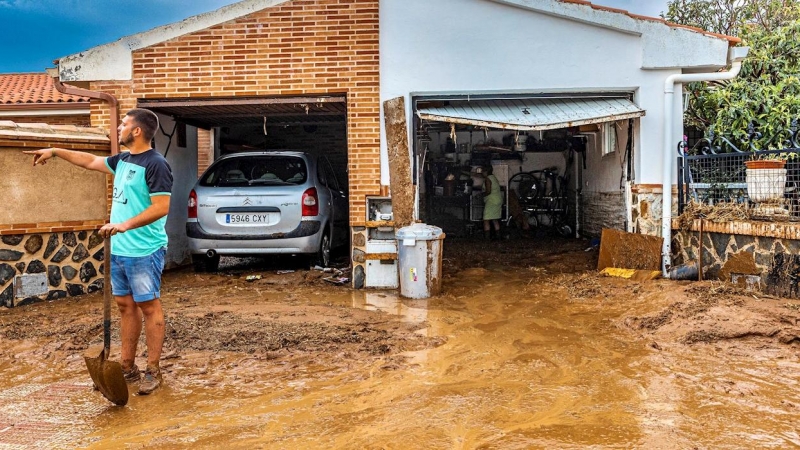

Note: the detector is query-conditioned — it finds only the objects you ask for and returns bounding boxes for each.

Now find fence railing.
[678,147,800,222]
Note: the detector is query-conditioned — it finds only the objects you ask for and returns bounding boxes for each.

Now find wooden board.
[383,97,415,229]
[597,228,663,271]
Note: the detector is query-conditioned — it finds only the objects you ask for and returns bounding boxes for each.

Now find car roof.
[218,151,312,160]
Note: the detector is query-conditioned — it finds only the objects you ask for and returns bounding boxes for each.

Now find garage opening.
[139,95,348,187]
[140,94,351,269]
[413,94,644,242]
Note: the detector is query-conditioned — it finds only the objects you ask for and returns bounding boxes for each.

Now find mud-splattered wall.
[630,185,678,237]
[672,220,800,298]
[0,122,110,307]
[0,147,107,224]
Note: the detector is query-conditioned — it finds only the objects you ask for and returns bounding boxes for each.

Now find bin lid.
[396,223,444,240]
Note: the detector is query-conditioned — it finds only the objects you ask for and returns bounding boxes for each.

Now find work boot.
[138,365,162,395]
[122,364,141,384]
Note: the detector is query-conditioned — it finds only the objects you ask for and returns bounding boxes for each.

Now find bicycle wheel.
[508,172,539,206]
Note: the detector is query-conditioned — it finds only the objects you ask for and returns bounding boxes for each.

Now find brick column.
[197,128,213,178]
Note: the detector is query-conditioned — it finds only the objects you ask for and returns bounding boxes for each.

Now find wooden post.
[383,96,415,228]
[698,219,704,281]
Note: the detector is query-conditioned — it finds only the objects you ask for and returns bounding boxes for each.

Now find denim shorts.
[110,247,166,302]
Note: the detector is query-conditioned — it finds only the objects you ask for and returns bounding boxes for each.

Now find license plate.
[224,213,274,224]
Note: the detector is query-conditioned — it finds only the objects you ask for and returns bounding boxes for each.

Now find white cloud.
[0,0,29,9]
[0,0,97,17]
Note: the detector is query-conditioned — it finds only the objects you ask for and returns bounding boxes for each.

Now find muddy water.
[2,266,799,449]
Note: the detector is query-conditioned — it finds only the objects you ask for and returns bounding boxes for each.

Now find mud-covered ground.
[0,255,445,393]
[1,235,800,448]
[460,235,800,349]
[2,236,799,388]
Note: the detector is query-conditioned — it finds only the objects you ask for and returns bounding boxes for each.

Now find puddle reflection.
[351,291,428,324]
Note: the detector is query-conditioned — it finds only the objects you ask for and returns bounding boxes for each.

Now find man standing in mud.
[24,108,172,395]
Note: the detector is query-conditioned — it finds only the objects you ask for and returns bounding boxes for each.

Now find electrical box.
[364,196,398,289]
[367,196,393,222]
[365,259,398,288]
[365,239,398,288]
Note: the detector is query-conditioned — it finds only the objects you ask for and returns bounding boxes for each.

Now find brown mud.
[1,236,799,449]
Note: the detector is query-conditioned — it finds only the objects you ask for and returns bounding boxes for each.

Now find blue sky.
[0,0,237,73]
[0,0,669,74]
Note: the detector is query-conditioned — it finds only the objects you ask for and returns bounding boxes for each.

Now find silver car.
[187,151,348,271]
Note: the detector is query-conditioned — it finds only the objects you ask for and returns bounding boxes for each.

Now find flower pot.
[744,159,786,170]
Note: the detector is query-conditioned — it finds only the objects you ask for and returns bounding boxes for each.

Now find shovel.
[84,238,128,406]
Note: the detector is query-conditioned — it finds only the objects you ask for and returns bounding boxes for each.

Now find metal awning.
[416,97,645,131]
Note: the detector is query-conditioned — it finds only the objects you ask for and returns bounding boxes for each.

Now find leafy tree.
[664,1,800,149]
[663,0,744,35]
[664,0,800,35]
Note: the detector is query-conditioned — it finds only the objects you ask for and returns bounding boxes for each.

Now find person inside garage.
[481,165,503,240]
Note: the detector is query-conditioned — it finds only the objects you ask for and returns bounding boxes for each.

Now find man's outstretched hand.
[22,149,56,166]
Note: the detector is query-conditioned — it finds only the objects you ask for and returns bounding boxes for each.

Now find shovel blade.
[85,348,129,406]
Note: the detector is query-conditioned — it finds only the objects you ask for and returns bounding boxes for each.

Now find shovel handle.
[103,238,111,356]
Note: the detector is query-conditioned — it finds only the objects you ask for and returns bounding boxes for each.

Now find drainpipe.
[661,46,749,276]
[46,68,120,156]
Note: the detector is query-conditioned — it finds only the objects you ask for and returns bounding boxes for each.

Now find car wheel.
[192,254,220,272]
[312,232,331,268]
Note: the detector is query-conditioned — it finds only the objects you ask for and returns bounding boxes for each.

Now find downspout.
[46,68,120,156]
[661,46,749,276]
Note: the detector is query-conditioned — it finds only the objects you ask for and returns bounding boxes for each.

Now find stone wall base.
[581,191,625,237]
[672,227,800,298]
[1,231,104,307]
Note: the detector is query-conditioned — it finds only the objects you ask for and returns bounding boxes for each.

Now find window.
[200,156,307,187]
[603,122,617,156]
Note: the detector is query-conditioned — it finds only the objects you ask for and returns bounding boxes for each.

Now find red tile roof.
[0,73,89,105]
[559,0,741,44]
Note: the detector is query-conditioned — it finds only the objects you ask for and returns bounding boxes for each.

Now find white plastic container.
[746,167,786,202]
[395,223,445,299]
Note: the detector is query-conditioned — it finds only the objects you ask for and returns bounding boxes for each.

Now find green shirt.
[105,150,173,257]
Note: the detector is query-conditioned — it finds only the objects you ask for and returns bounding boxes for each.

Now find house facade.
[45,0,741,285]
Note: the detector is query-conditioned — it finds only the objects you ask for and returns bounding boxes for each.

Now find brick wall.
[88,0,380,225]
[1,114,90,127]
[197,128,213,178]
[87,81,136,133]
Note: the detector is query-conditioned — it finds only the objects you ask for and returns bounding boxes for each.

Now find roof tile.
[560,0,741,44]
[0,73,89,105]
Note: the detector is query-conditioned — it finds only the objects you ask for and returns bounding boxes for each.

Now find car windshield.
[200,156,308,187]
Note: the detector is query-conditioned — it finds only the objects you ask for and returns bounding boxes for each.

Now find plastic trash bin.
[396,223,445,299]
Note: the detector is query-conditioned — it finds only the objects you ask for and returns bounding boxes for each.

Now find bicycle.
[508,166,572,236]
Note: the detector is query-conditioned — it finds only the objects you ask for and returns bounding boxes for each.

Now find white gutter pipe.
[661,46,750,277]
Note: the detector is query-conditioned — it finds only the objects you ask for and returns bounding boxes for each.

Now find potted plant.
[743,150,798,222]
[740,123,795,205]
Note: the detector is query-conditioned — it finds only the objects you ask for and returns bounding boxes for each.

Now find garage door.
[138,95,346,128]
[416,97,644,131]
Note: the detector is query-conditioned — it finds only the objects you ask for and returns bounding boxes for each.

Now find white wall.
[152,113,198,268]
[379,0,727,191]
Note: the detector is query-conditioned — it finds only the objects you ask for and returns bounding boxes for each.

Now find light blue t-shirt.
[105,150,173,257]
